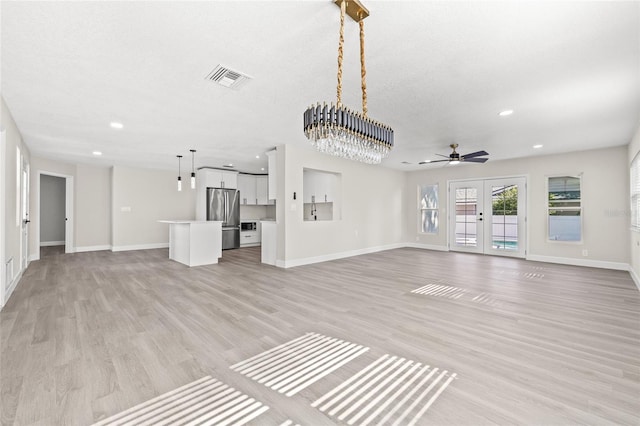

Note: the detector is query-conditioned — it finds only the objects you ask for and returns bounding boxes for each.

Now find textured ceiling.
[2,1,639,173]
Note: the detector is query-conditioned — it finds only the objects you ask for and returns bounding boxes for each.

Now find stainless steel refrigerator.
[206,187,240,249]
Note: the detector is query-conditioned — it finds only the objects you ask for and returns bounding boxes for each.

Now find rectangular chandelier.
[303,0,394,165]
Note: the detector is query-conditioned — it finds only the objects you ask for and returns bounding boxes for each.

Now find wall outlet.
[582,249,588,257]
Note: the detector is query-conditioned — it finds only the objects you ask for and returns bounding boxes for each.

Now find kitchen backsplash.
[303,202,333,221]
[240,204,276,220]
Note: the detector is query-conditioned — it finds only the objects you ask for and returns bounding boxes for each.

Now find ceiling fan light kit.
[419,144,489,165]
[303,0,394,165]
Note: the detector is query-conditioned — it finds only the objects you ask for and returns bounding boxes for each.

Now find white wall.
[405,146,630,269]
[1,96,31,308]
[111,165,196,250]
[277,144,405,267]
[76,164,111,250]
[39,174,65,244]
[629,121,640,287]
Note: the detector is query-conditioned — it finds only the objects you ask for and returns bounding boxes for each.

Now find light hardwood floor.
[1,247,638,425]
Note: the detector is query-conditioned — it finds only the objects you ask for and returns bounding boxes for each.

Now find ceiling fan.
[418,144,489,165]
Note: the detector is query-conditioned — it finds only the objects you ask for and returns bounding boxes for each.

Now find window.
[419,184,439,234]
[548,175,581,241]
[632,152,640,231]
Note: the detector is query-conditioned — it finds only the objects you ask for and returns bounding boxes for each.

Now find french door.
[449,177,526,258]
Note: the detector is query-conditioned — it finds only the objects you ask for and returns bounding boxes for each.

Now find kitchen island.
[159,220,222,267]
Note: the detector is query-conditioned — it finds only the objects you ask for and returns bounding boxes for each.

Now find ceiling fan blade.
[461,150,489,159]
[463,157,489,163]
[418,159,450,164]
[435,153,450,158]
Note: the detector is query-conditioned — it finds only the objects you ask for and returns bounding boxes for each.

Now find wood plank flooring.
[1,247,638,425]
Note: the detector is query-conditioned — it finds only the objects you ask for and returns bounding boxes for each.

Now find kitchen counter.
[159,220,222,267]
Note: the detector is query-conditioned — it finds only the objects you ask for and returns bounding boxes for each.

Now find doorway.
[449,177,527,258]
[36,171,74,260]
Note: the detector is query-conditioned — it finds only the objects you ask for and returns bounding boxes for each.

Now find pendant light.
[303,0,393,164]
[190,149,196,189]
[176,155,183,191]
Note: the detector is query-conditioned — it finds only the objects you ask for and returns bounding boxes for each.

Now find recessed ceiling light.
[261,168,265,171]
[223,163,234,168]
[92,151,102,156]
[110,122,123,129]
[255,155,260,159]
[533,144,543,149]
[422,160,431,163]
[499,110,514,116]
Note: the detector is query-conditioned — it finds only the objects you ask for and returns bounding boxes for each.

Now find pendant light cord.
[359,17,367,117]
[336,0,368,116]
[336,0,346,108]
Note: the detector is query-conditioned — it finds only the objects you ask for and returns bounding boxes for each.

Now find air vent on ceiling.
[205,64,252,89]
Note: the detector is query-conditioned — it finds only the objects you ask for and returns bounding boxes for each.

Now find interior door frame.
[448,175,529,258]
[0,131,5,308]
[35,171,74,260]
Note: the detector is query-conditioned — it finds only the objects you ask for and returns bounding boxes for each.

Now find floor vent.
[206,65,252,89]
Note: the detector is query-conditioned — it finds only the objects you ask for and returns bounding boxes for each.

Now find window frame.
[418,183,439,234]
[546,174,583,243]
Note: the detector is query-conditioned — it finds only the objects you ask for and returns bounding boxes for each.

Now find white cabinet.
[204,169,237,189]
[303,169,337,203]
[238,174,257,205]
[196,169,239,220]
[240,222,261,247]
[256,176,272,205]
[237,174,271,205]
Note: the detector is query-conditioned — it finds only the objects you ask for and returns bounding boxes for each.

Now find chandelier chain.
[336,0,346,108]
[359,18,367,117]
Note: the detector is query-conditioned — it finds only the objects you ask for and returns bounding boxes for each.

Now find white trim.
[629,266,640,292]
[40,240,65,247]
[4,269,23,308]
[29,254,38,262]
[404,243,449,252]
[0,131,5,309]
[278,243,405,268]
[76,245,112,253]
[526,254,629,271]
[35,170,75,260]
[111,243,169,252]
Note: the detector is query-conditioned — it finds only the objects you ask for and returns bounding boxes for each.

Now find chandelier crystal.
[303,0,393,165]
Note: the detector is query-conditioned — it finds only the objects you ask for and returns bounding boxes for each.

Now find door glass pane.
[492,185,518,250]
[455,187,477,246]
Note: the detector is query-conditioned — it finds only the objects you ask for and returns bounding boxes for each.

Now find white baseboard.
[29,254,39,262]
[76,245,112,253]
[404,243,449,252]
[111,243,169,252]
[629,266,640,291]
[280,243,405,268]
[526,254,629,271]
[40,241,64,247]
[2,269,23,309]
